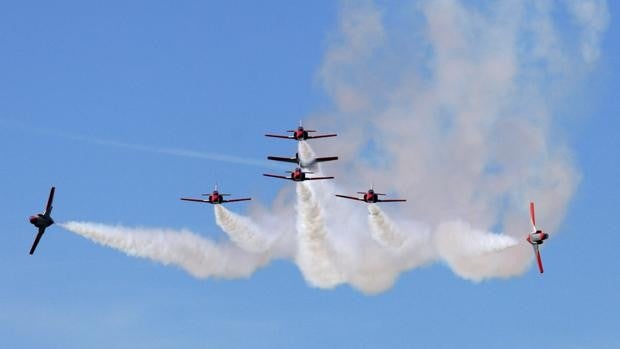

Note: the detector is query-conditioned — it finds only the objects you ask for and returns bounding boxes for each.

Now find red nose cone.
[29,216,37,224]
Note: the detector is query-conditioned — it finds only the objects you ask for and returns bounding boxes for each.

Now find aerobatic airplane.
[265,122,337,141]
[180,184,251,205]
[526,202,549,274]
[335,187,407,203]
[267,152,338,168]
[263,167,334,182]
[28,186,55,255]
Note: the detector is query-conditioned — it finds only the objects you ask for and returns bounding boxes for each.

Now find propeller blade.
[530,202,536,229]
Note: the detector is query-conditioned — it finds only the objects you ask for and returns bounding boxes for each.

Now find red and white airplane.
[526,202,549,274]
[263,167,334,182]
[180,184,251,205]
[265,122,337,141]
[335,187,406,203]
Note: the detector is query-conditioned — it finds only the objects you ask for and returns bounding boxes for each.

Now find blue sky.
[1,1,618,348]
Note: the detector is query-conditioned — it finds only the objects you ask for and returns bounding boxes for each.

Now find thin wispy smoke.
[63,133,274,168]
[0,118,280,169]
[567,0,610,64]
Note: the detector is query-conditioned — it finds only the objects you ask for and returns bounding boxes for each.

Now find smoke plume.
[295,182,344,288]
[60,221,272,279]
[60,0,609,293]
[214,205,275,253]
[367,204,407,250]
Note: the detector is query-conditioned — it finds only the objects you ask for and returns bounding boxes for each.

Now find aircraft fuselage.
[363,193,379,203]
[29,214,54,229]
[527,230,548,244]
[293,128,308,140]
[208,193,224,204]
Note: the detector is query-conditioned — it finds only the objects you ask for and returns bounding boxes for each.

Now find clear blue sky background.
[1,1,618,348]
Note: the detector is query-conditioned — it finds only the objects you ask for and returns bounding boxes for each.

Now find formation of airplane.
[181,184,251,205]
[27,186,55,255]
[266,122,338,182]
[526,202,549,274]
[25,122,552,275]
[263,167,334,182]
[265,122,337,141]
[335,187,407,203]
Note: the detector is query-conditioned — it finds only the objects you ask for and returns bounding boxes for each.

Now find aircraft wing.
[44,186,55,216]
[263,174,292,180]
[307,134,337,139]
[29,228,46,255]
[267,156,298,164]
[180,197,214,204]
[532,244,544,274]
[377,199,407,202]
[222,198,252,203]
[315,156,338,163]
[265,134,293,139]
[335,194,364,201]
[306,176,334,181]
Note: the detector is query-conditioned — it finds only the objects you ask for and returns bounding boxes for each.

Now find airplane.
[265,122,337,141]
[180,184,251,205]
[267,152,338,168]
[526,201,549,274]
[263,167,334,182]
[335,187,407,203]
[28,186,55,255]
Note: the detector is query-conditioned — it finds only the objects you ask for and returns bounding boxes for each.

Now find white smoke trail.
[60,221,272,279]
[367,204,406,250]
[297,141,317,169]
[214,205,275,253]
[434,221,523,281]
[295,182,344,288]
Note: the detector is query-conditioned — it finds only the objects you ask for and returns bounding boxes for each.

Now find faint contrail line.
[0,118,282,169]
[64,133,274,168]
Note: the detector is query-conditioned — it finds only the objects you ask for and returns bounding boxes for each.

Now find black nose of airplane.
[29,216,37,224]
